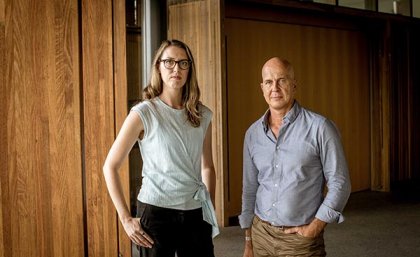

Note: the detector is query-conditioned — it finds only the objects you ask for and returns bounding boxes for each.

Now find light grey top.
[131,97,219,237]
[239,101,351,229]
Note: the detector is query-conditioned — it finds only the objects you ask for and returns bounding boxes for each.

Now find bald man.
[239,57,351,257]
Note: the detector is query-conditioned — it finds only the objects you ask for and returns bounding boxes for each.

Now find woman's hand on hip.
[122,217,154,248]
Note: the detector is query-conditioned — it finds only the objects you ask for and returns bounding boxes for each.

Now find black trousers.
[136,201,215,257]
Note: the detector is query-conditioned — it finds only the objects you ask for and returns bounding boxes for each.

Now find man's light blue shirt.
[239,101,351,228]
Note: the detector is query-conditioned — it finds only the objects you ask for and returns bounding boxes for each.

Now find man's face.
[260,63,296,112]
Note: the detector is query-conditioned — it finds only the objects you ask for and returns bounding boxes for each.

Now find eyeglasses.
[159,59,191,70]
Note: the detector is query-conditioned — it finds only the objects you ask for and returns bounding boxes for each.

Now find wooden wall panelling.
[44,1,85,256]
[112,0,131,256]
[81,0,119,256]
[410,27,420,180]
[3,0,84,256]
[371,22,391,192]
[1,0,6,256]
[369,27,380,191]
[391,24,412,183]
[168,1,227,226]
[224,19,268,220]
[126,31,142,104]
[225,18,371,219]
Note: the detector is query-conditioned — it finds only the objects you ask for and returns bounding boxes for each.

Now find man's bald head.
[262,57,295,80]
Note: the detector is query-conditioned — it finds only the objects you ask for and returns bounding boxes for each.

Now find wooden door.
[225,18,371,221]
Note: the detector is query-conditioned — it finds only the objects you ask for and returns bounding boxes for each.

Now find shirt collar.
[262,100,301,132]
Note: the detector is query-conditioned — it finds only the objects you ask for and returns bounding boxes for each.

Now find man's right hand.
[243,240,254,257]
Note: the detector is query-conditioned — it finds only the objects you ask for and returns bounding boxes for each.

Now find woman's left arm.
[201,121,216,205]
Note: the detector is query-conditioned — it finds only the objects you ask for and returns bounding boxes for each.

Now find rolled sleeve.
[316,203,345,223]
[239,131,259,229]
[317,119,352,224]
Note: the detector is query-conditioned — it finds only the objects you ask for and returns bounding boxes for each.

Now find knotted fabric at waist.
[193,182,220,238]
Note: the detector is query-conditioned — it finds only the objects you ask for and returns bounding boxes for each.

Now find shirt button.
[274,184,278,187]
[272,203,275,207]
[276,146,279,150]
[275,164,278,168]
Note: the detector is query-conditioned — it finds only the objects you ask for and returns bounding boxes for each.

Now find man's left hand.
[283,218,327,238]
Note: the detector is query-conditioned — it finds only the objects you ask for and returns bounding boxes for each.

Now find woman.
[103,39,219,257]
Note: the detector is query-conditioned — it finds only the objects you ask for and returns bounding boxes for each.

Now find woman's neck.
[159,90,183,109]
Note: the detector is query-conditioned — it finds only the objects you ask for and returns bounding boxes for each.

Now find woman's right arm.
[103,111,153,247]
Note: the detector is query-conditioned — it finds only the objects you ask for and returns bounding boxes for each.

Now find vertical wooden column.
[82,0,119,256]
[113,0,131,256]
[82,0,131,256]
[2,0,84,256]
[167,0,228,226]
[371,22,391,192]
[0,1,7,256]
[390,24,413,183]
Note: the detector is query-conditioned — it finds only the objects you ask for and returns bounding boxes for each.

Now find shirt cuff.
[315,203,345,224]
[238,213,254,229]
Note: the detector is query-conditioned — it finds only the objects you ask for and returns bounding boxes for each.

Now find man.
[239,57,351,257]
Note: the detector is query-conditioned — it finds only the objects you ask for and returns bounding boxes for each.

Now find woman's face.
[158,46,190,91]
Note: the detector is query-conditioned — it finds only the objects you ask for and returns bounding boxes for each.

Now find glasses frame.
[159,59,191,70]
